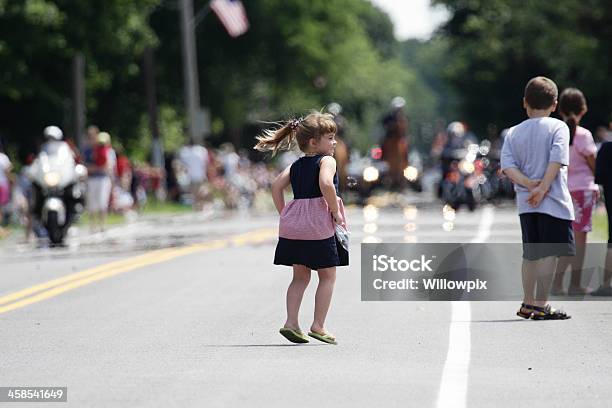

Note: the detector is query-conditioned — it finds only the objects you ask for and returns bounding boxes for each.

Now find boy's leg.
[520,213,538,305]
[311,267,336,334]
[522,259,538,305]
[284,265,311,330]
[534,256,557,307]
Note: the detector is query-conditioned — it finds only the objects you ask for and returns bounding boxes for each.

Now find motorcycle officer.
[381,97,409,190]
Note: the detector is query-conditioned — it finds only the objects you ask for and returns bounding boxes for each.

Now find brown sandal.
[516,303,534,319]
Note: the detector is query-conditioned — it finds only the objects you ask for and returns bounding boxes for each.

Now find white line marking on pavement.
[436,205,495,408]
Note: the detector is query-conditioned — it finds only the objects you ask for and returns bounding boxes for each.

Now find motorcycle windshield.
[33,142,76,188]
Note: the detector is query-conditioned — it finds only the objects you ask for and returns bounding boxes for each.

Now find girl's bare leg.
[552,256,571,293]
[569,231,588,292]
[311,267,336,334]
[284,265,311,330]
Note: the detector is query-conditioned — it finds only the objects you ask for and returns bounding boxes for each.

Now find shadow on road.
[202,344,327,347]
[469,319,532,323]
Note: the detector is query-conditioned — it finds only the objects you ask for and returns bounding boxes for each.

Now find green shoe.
[279,327,309,344]
[308,331,337,345]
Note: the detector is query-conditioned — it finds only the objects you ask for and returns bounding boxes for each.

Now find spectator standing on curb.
[86,131,114,232]
[0,146,12,238]
[178,138,208,210]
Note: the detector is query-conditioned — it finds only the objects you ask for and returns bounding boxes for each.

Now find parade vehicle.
[346,145,424,202]
[28,126,87,245]
[346,145,389,202]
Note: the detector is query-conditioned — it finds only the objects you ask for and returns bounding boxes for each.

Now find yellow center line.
[0,228,277,315]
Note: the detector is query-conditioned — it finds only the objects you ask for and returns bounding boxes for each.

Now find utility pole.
[72,53,86,149]
[179,0,203,145]
[143,47,163,168]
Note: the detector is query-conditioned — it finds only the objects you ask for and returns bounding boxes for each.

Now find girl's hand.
[332,210,343,225]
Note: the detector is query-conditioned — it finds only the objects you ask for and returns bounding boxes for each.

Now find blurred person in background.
[595,125,612,149]
[178,138,208,210]
[112,145,134,213]
[381,97,409,190]
[86,131,114,232]
[327,103,350,193]
[41,125,71,154]
[552,89,598,295]
[591,125,612,296]
[82,126,100,165]
[219,142,240,184]
[438,122,473,196]
[164,152,180,203]
[14,154,35,242]
[0,144,12,237]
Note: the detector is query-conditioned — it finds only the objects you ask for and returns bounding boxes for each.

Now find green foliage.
[433,0,612,134]
[151,0,441,151]
[129,104,185,163]
[1,0,441,160]
[0,0,160,158]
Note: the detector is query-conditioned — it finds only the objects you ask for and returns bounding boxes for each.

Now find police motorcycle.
[346,145,390,202]
[28,126,87,245]
[439,122,479,211]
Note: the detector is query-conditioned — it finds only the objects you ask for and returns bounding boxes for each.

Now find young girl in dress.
[254,112,349,345]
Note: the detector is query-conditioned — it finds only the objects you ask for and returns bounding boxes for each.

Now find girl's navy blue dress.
[274,155,349,270]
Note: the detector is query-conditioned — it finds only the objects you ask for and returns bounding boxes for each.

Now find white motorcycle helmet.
[43,126,63,141]
[327,102,342,116]
[446,121,466,138]
[390,96,406,110]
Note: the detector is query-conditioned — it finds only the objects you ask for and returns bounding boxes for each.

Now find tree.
[0,0,159,158]
[433,0,612,134]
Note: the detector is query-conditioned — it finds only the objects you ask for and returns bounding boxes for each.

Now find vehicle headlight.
[363,166,379,182]
[44,172,61,187]
[403,166,419,182]
[458,160,475,175]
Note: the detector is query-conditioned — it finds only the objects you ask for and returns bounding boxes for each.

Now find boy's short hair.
[524,76,558,110]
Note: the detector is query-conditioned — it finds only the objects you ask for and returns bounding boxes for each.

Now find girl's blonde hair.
[254,112,337,155]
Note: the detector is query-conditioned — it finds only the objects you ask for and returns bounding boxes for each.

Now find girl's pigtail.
[254,119,300,156]
[559,88,587,147]
[565,116,577,146]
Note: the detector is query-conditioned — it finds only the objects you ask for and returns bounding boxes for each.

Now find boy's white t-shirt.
[500,117,574,220]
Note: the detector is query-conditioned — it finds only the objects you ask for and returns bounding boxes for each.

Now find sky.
[369,0,450,40]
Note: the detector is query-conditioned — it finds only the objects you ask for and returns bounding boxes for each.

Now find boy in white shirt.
[501,76,574,320]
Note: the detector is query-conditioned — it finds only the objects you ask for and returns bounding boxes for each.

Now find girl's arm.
[271,165,291,214]
[319,156,341,224]
[586,154,596,173]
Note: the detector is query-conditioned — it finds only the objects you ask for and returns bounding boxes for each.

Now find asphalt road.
[1,201,611,407]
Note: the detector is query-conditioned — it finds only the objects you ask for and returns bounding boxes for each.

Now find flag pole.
[192,1,212,28]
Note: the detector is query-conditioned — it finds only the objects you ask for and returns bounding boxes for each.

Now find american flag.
[210,0,249,38]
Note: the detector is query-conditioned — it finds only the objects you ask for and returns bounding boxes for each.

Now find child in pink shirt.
[552,88,598,295]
